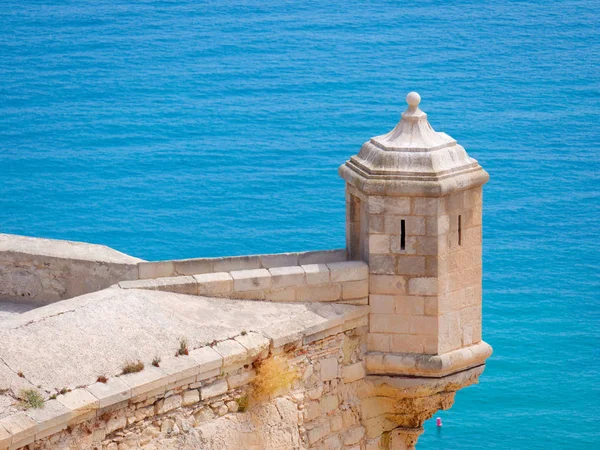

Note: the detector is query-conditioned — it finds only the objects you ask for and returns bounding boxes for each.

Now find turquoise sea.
[1,1,598,448]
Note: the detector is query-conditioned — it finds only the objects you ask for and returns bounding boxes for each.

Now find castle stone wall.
[120,261,368,305]
[0,234,141,305]
[3,318,370,450]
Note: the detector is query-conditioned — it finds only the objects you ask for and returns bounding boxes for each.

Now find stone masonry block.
[424,297,438,315]
[396,256,426,275]
[25,400,70,437]
[155,394,182,414]
[298,249,346,265]
[409,315,438,335]
[173,258,213,276]
[408,277,438,295]
[120,366,167,399]
[265,288,296,301]
[230,268,271,292]
[260,252,299,268]
[369,295,395,314]
[341,362,365,384]
[416,236,438,256]
[153,276,197,295]
[320,357,338,381]
[342,280,369,300]
[227,370,256,389]
[368,234,390,254]
[56,389,99,424]
[194,272,233,296]
[390,334,426,353]
[213,255,261,272]
[182,389,200,406]
[369,275,406,295]
[369,215,384,233]
[301,264,330,285]
[328,261,368,282]
[367,333,390,352]
[321,394,339,413]
[138,261,174,279]
[86,377,131,410]
[296,283,341,302]
[234,331,270,360]
[369,196,411,215]
[268,265,305,288]
[427,215,450,236]
[370,314,409,334]
[368,255,396,275]
[0,413,37,447]
[413,197,443,216]
[395,296,425,316]
[189,346,223,374]
[213,339,248,371]
[200,379,228,400]
[0,425,11,449]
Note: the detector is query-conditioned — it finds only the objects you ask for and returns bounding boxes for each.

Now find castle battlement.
[0,93,491,450]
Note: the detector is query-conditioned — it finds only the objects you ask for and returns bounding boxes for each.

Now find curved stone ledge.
[0,234,143,305]
[120,261,369,305]
[137,248,347,279]
[365,341,492,378]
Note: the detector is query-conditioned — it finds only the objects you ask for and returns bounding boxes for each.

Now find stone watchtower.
[340,92,492,447]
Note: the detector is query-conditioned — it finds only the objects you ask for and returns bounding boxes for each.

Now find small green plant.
[236,394,249,412]
[152,356,161,367]
[121,360,144,375]
[59,387,69,395]
[49,394,57,400]
[177,337,189,356]
[179,337,189,355]
[19,389,44,409]
[240,330,247,336]
[97,375,108,383]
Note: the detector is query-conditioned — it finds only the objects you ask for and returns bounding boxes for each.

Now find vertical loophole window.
[400,219,406,250]
[458,215,462,246]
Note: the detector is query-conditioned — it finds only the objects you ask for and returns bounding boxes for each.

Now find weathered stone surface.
[0,234,141,305]
[194,272,233,296]
[268,266,304,288]
[0,412,37,444]
[328,261,368,282]
[87,377,131,409]
[200,380,228,400]
[320,357,338,382]
[301,264,330,285]
[56,389,99,423]
[230,269,271,292]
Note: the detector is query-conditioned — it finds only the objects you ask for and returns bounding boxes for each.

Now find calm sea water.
[1,1,599,448]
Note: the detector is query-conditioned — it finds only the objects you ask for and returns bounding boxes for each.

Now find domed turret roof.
[339,92,488,196]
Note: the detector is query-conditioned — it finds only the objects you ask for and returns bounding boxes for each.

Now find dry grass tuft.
[19,389,44,409]
[250,356,297,403]
[152,356,161,367]
[97,375,108,383]
[121,360,144,375]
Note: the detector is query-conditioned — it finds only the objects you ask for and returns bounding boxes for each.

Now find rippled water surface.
[1,1,599,448]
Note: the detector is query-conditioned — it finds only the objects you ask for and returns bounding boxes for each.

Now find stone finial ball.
[406,92,421,107]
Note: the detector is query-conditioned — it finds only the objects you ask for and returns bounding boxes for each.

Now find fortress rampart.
[0,93,492,450]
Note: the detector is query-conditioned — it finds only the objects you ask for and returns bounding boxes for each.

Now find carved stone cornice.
[339,92,489,197]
